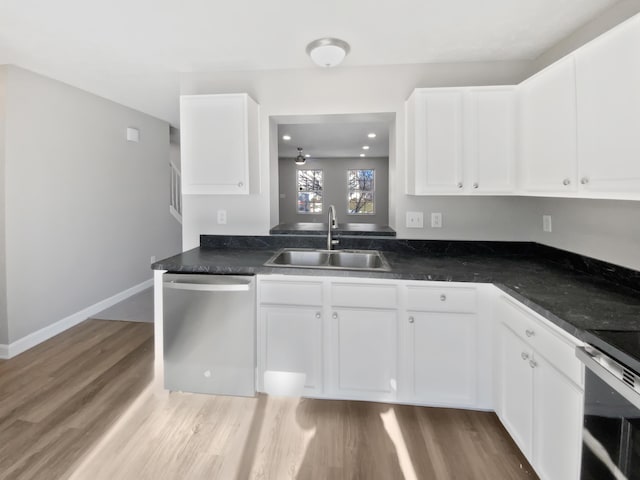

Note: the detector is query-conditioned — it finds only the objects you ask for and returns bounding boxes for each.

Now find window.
[348,169,375,214]
[297,169,323,214]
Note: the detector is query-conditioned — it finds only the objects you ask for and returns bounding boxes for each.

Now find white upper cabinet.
[407,89,464,194]
[575,15,640,196]
[180,93,259,195]
[466,88,516,193]
[406,87,515,195]
[519,56,578,193]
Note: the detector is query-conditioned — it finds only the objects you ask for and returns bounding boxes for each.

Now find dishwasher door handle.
[163,275,253,292]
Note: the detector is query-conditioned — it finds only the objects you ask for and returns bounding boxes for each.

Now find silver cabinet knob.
[315,312,321,319]
[238,181,244,188]
[457,182,463,189]
[581,177,589,185]
[440,294,447,301]
[529,359,538,369]
[473,182,479,189]
[562,178,571,186]
[408,316,415,324]
[332,312,338,319]
[525,329,535,337]
[521,352,529,361]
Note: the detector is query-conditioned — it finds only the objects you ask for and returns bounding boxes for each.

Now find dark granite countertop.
[153,236,640,347]
[270,222,396,236]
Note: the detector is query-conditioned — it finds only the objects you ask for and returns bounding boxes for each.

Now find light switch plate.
[543,215,552,232]
[406,212,424,228]
[431,213,443,228]
[217,209,227,225]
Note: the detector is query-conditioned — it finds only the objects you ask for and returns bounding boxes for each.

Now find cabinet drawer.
[260,280,323,306]
[497,297,583,387]
[331,282,398,309]
[407,285,477,313]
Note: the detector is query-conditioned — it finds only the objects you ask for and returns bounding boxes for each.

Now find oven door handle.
[576,346,640,410]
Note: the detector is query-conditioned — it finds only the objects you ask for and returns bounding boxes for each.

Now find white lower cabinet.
[331,308,397,401]
[405,312,477,407]
[495,295,584,480]
[260,307,323,396]
[258,275,584,479]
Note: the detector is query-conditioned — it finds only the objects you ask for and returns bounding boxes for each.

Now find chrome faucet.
[327,205,339,250]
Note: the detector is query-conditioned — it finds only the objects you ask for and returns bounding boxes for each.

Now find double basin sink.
[264,248,390,271]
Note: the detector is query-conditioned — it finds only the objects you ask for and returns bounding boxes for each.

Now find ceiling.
[278,121,390,159]
[0,0,621,126]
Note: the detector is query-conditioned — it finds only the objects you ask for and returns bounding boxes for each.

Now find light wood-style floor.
[0,320,538,480]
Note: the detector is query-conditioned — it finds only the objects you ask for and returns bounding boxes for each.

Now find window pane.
[297,170,323,192]
[348,169,374,191]
[348,169,374,214]
[297,192,323,213]
[348,191,374,214]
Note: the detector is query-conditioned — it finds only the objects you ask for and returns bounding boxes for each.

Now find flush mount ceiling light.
[295,147,306,165]
[367,133,376,138]
[306,38,350,68]
[282,135,291,141]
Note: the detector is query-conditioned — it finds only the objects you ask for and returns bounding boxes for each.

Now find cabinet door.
[467,88,516,193]
[575,15,640,194]
[260,307,323,396]
[519,57,578,193]
[407,312,477,407]
[497,324,533,458]
[412,90,465,193]
[331,309,397,401]
[533,354,583,480]
[180,94,257,195]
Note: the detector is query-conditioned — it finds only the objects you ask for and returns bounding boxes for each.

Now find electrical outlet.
[406,212,424,228]
[543,215,552,232]
[431,212,443,228]
[217,209,227,225]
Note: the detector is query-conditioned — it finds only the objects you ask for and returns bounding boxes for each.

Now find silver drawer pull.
[457,182,463,189]
[473,182,479,189]
[408,316,415,324]
[581,177,589,185]
[529,359,538,369]
[562,178,571,186]
[238,181,244,188]
[315,312,321,319]
[332,312,338,319]
[440,294,447,301]
[521,352,529,361]
[525,329,535,337]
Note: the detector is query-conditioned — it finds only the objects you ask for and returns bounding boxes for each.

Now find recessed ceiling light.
[360,153,366,157]
[367,133,376,138]
[282,135,291,141]
[362,146,370,150]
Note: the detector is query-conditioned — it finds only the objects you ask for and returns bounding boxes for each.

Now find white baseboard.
[0,278,153,360]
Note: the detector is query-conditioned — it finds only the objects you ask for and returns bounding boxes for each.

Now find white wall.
[528,198,640,271]
[179,60,531,249]
[0,66,7,345]
[3,66,181,343]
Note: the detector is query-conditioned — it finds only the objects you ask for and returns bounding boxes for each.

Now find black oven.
[577,343,640,479]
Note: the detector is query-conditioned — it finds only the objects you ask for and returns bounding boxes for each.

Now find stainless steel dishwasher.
[163,273,255,397]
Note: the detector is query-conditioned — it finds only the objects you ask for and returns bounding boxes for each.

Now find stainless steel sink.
[329,251,385,269]
[264,248,390,271]
[267,249,330,267]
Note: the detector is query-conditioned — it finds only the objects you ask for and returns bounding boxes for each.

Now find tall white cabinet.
[575,14,640,194]
[180,93,259,195]
[518,57,578,193]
